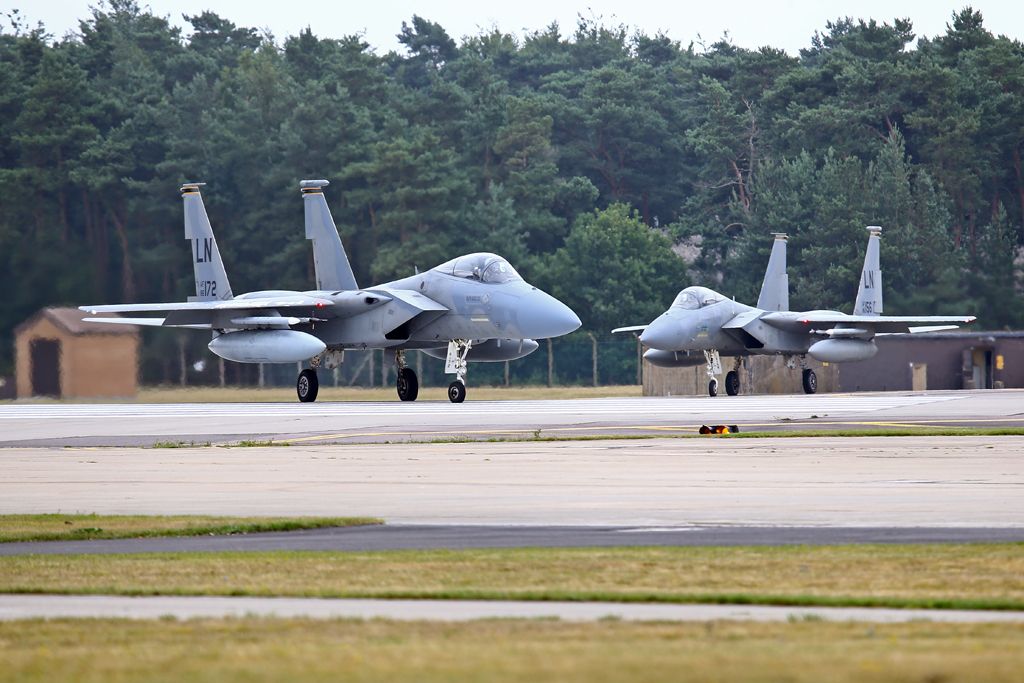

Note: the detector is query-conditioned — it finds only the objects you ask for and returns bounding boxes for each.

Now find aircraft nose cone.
[639,316,680,351]
[523,291,581,339]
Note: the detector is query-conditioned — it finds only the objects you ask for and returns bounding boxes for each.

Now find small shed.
[14,308,140,399]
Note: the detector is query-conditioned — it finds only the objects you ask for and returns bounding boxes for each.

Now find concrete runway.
[3,436,1022,527]
[1,390,1021,447]
[4,594,1023,623]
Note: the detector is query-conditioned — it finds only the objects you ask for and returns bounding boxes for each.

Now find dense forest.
[1,2,1022,385]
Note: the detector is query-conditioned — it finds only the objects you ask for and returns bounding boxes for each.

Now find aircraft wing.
[80,295,334,315]
[761,311,976,335]
[83,317,214,330]
[611,325,648,334]
[80,296,336,330]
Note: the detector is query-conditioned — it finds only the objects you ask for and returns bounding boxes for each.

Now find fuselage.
[236,253,580,353]
[639,286,819,357]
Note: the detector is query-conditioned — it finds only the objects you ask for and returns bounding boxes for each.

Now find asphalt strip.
[2,595,1024,623]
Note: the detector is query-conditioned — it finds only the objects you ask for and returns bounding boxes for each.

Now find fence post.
[178,334,187,387]
[547,338,554,387]
[635,335,642,385]
[589,332,598,387]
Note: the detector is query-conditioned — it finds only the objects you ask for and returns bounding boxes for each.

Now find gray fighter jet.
[80,181,580,403]
[614,227,975,396]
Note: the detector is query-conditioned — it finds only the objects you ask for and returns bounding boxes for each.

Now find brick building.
[14,308,140,399]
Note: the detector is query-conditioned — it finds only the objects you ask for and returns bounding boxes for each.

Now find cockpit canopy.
[672,286,726,310]
[436,253,523,284]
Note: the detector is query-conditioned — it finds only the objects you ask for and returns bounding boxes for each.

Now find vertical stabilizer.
[756,233,789,311]
[182,183,233,301]
[301,179,358,291]
[853,226,883,316]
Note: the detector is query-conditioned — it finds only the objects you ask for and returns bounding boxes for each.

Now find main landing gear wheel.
[448,380,467,403]
[725,370,740,396]
[297,368,319,403]
[397,367,419,402]
[708,378,719,397]
[802,368,818,394]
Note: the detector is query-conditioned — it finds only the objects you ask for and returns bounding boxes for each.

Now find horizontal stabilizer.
[611,325,648,334]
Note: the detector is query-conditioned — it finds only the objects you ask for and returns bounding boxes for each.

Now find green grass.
[0,514,381,543]
[2,618,1024,683]
[3,544,1023,610]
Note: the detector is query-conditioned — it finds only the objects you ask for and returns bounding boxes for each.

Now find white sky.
[6,0,1024,54]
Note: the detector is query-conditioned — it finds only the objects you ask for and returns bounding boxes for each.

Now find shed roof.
[15,307,140,337]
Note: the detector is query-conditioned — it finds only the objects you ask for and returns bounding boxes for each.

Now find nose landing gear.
[703,350,723,397]
[445,339,473,403]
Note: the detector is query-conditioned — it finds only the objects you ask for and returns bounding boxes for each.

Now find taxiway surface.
[1,390,1022,447]
[2,436,1022,527]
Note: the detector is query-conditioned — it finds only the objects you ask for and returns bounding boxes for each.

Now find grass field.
[2,618,1023,683]
[0,515,381,543]
[4,545,1023,610]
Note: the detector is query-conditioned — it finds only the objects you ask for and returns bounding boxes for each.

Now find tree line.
[1,2,1021,383]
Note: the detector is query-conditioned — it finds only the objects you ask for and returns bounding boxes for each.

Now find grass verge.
[425,426,1024,444]
[2,618,1024,682]
[0,515,382,543]
[2,545,1023,610]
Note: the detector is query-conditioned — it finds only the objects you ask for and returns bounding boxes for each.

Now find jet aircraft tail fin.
[301,179,358,291]
[756,233,789,311]
[853,226,883,316]
[182,183,233,300]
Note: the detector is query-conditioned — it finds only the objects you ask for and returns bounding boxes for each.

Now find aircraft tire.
[297,368,319,403]
[448,380,467,403]
[802,368,818,394]
[397,367,419,402]
[708,378,718,397]
[725,370,740,396]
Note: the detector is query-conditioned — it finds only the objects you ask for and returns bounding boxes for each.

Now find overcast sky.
[8,0,1024,54]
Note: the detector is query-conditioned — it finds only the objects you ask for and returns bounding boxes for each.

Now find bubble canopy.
[436,253,523,284]
[672,286,725,310]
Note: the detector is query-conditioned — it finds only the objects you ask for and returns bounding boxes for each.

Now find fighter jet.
[80,181,580,403]
[614,227,975,396]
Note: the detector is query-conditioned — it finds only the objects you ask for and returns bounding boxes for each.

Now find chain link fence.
[140,330,643,388]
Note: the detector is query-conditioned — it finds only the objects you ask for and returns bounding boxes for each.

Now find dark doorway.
[30,338,61,397]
